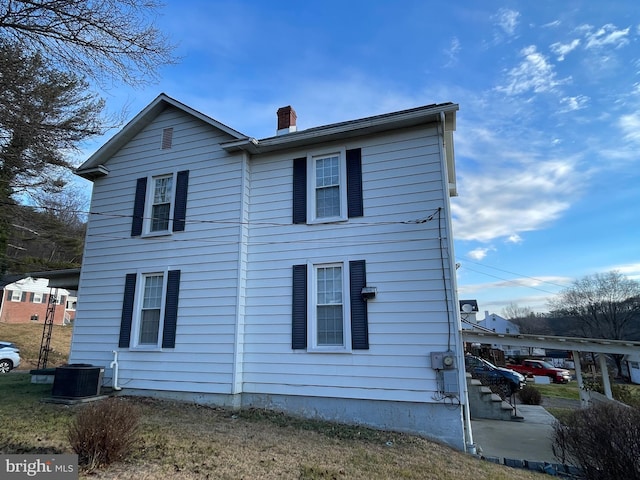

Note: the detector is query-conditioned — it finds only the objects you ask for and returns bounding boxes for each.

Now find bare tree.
[502,302,534,320]
[0,0,176,87]
[549,271,640,375]
[501,302,551,334]
[0,42,103,273]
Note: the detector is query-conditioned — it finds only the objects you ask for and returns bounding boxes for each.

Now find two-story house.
[70,94,470,450]
[0,277,75,325]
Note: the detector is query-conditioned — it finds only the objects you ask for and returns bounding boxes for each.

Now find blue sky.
[80,1,640,315]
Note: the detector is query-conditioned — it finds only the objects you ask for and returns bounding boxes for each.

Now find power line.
[459,264,560,295]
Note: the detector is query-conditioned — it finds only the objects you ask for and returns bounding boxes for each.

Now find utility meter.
[431,351,456,370]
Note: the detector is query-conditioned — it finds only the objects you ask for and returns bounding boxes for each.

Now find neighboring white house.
[0,277,75,325]
[69,94,469,450]
[473,311,522,356]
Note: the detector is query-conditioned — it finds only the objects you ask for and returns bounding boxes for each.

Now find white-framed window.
[132,170,189,237]
[309,262,351,351]
[10,291,21,302]
[149,174,174,233]
[33,292,43,303]
[307,149,347,223]
[119,269,181,349]
[134,272,166,347]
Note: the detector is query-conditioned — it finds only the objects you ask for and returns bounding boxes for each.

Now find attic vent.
[161,127,174,150]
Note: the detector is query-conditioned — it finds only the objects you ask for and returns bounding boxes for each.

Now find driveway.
[471,404,558,464]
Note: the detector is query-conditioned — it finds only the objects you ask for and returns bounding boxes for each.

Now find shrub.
[517,385,542,405]
[553,403,640,480]
[68,397,141,471]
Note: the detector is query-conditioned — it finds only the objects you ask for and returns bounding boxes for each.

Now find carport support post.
[573,350,590,408]
[598,354,613,400]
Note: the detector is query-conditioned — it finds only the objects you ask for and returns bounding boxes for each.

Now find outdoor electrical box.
[431,351,456,370]
[442,370,459,395]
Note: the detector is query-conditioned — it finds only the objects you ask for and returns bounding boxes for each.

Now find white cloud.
[494,8,520,36]
[444,37,461,67]
[550,39,580,61]
[542,20,561,29]
[451,159,580,242]
[607,263,640,281]
[468,247,493,260]
[497,45,569,96]
[585,24,630,49]
[506,234,523,244]
[619,113,640,144]
[559,95,590,112]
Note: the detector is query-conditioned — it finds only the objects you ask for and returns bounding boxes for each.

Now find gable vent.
[161,127,174,150]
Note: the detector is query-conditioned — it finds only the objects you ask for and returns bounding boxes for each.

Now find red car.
[507,359,571,384]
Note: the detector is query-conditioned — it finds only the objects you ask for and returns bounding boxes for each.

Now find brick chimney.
[277,106,297,135]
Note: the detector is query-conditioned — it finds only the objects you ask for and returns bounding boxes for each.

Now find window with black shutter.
[292,260,369,351]
[131,170,189,236]
[292,148,363,224]
[118,270,181,349]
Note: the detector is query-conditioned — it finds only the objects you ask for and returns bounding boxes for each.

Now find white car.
[0,341,21,373]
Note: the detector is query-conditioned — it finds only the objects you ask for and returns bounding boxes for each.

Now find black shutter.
[173,170,189,232]
[346,148,363,218]
[292,264,307,349]
[349,260,369,349]
[42,294,48,304]
[29,292,34,302]
[162,270,180,348]
[292,157,307,224]
[5,290,11,300]
[131,177,147,236]
[21,292,27,302]
[118,273,137,348]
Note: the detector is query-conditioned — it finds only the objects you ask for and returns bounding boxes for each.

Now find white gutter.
[436,111,474,454]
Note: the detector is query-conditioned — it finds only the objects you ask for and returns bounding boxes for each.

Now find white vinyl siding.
[69,106,244,394]
[70,107,460,405]
[244,124,455,402]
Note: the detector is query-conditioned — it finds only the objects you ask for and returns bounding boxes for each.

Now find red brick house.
[0,277,76,325]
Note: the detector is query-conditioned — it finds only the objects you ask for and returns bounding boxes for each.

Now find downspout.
[436,111,475,454]
[110,350,122,391]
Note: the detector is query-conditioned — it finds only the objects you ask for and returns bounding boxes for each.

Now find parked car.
[506,359,571,384]
[464,354,525,397]
[0,341,21,373]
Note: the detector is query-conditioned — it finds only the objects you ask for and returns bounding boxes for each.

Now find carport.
[462,330,640,407]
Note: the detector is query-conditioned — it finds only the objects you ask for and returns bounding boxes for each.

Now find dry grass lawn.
[0,322,72,369]
[0,375,546,480]
[0,324,546,479]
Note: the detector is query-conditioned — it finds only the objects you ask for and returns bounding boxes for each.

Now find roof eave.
[222,103,459,154]
[75,93,248,180]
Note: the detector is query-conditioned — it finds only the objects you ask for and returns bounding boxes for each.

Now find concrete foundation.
[120,388,466,451]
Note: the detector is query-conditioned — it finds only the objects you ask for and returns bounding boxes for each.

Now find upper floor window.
[151,175,173,232]
[293,148,363,224]
[10,291,21,302]
[131,170,189,237]
[314,154,343,220]
[32,292,43,303]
